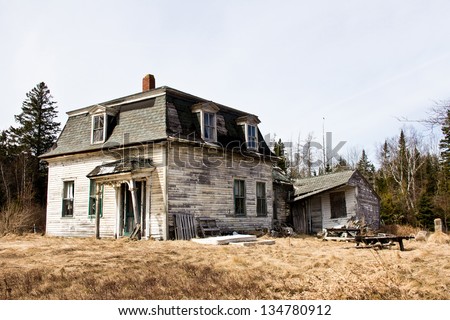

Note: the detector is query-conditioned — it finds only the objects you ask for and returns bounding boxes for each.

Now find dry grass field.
[0,232,449,300]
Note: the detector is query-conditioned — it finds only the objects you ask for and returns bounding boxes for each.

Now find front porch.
[87,158,155,239]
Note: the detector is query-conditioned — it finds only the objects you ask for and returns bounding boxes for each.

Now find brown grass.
[0,234,449,300]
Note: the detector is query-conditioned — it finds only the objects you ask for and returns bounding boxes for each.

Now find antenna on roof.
[322,117,326,174]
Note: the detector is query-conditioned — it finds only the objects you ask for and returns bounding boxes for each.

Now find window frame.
[203,111,216,142]
[234,179,246,216]
[246,124,258,150]
[88,180,103,218]
[62,180,75,217]
[256,182,267,216]
[330,191,347,219]
[91,114,106,144]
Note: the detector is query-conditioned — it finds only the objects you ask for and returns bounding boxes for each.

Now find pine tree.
[7,82,60,205]
[357,149,375,182]
[273,138,288,173]
[439,108,450,177]
[9,82,60,157]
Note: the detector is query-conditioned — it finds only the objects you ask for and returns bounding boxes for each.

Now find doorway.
[121,181,146,236]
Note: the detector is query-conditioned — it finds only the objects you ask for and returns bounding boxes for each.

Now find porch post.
[129,179,140,230]
[114,184,122,238]
[145,175,152,239]
[94,183,101,239]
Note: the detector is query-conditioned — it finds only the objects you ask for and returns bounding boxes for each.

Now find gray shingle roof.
[293,170,356,200]
[41,86,274,158]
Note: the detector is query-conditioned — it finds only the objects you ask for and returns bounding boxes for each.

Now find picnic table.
[355,234,414,251]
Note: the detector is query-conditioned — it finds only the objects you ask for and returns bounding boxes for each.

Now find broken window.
[62,180,74,217]
[234,179,246,216]
[256,182,267,216]
[88,181,103,218]
[330,191,347,218]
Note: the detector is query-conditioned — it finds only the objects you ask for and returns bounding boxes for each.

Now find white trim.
[91,114,107,144]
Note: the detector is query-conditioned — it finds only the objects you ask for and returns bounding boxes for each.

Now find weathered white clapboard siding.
[321,186,357,230]
[45,143,168,239]
[147,143,167,240]
[167,142,273,234]
[46,152,117,237]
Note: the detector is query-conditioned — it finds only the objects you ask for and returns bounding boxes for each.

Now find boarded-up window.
[330,191,346,218]
[62,181,74,217]
[256,182,267,216]
[234,179,246,216]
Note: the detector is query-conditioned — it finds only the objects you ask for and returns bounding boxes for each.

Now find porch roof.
[87,158,153,178]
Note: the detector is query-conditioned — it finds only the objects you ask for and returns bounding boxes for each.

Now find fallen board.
[191,234,257,245]
[229,240,275,247]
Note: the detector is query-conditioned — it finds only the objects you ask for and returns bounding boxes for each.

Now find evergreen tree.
[9,82,60,157]
[357,149,375,182]
[7,82,60,205]
[439,108,450,177]
[273,138,288,173]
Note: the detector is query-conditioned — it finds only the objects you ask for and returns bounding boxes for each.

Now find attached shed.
[272,166,293,225]
[291,170,380,234]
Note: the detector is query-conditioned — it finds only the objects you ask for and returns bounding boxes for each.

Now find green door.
[122,182,143,236]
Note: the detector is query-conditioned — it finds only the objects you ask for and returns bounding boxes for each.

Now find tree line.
[0,82,60,234]
[0,81,448,234]
[273,104,449,231]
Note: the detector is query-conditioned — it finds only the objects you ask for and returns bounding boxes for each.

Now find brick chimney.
[142,74,155,92]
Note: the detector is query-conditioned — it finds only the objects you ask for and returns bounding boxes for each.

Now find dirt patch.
[0,234,448,299]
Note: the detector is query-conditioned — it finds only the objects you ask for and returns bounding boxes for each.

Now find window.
[204,112,216,141]
[247,124,257,149]
[62,181,74,217]
[256,182,267,216]
[330,191,347,218]
[234,179,246,216]
[88,181,103,218]
[92,114,105,143]
[191,102,219,142]
[236,115,260,150]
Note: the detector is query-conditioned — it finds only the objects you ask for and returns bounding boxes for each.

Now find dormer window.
[89,105,117,145]
[92,114,105,144]
[247,124,257,149]
[191,102,220,142]
[237,115,261,150]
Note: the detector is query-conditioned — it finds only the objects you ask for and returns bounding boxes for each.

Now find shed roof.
[87,158,153,178]
[293,170,356,201]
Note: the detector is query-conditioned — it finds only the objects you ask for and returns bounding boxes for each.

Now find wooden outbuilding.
[290,170,380,234]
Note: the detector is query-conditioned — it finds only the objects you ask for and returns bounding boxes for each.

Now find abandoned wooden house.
[290,170,380,234]
[40,74,277,240]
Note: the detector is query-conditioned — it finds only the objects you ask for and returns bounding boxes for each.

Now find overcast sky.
[1,0,449,164]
